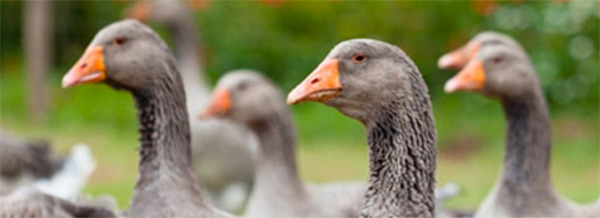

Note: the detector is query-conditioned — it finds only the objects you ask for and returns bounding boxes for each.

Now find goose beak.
[287,58,342,105]
[200,89,232,119]
[438,42,480,70]
[62,46,106,88]
[444,58,486,93]
[438,51,467,69]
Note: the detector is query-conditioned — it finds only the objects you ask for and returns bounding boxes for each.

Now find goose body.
[288,39,437,217]
[202,70,364,217]
[0,129,96,201]
[0,187,115,218]
[126,2,256,211]
[61,19,234,217]
[0,131,115,217]
[440,31,600,218]
[0,130,63,195]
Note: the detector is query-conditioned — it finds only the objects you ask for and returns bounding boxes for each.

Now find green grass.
[1,68,598,210]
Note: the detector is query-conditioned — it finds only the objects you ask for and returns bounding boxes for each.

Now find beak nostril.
[81,63,87,69]
[310,77,320,85]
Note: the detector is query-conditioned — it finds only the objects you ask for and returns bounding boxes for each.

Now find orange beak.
[444,58,486,93]
[126,1,152,21]
[438,43,481,70]
[62,46,106,88]
[287,59,342,105]
[200,89,232,119]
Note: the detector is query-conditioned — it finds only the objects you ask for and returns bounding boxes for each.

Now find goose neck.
[129,69,210,215]
[249,110,305,198]
[362,101,437,217]
[500,93,553,189]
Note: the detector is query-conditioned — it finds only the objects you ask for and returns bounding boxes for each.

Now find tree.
[23,0,53,123]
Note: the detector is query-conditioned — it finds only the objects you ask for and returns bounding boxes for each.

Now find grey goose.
[61,19,233,218]
[439,31,600,218]
[288,39,437,217]
[202,70,364,217]
[126,1,257,212]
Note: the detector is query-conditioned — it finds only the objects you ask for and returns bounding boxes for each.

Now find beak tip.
[443,79,457,93]
[286,90,299,105]
[437,54,453,69]
[61,71,76,88]
[286,99,297,105]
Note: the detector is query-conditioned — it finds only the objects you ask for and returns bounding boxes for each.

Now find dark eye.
[352,53,367,64]
[237,82,248,91]
[113,37,127,46]
[492,56,502,64]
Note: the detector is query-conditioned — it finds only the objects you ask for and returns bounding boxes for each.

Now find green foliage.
[2,1,597,113]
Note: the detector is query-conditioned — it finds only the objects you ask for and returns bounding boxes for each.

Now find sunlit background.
[1,0,598,211]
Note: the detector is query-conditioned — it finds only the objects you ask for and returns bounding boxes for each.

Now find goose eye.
[492,56,502,64]
[237,82,248,91]
[352,53,367,64]
[113,37,127,46]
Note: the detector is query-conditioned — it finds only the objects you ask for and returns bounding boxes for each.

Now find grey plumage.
[0,130,63,195]
[290,39,437,217]
[0,187,115,218]
[206,70,364,217]
[442,32,600,218]
[125,1,256,212]
[66,19,233,217]
[0,130,116,217]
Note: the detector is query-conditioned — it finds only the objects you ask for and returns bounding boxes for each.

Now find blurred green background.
[1,0,598,211]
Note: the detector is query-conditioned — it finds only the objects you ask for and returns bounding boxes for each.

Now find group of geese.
[2,2,599,218]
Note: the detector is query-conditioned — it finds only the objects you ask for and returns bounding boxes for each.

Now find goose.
[439,31,600,217]
[0,187,115,218]
[0,130,62,195]
[0,132,114,217]
[61,19,232,217]
[0,129,96,201]
[287,39,437,217]
[201,70,364,217]
[126,1,256,211]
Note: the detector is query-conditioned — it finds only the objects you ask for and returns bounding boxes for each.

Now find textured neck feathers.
[477,76,568,217]
[134,85,191,178]
[128,61,213,216]
[362,94,437,217]
[249,109,305,197]
[500,90,554,193]
[359,61,437,217]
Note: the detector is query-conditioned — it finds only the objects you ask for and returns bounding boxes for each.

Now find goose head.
[201,70,286,125]
[440,32,539,99]
[287,39,422,124]
[62,19,177,92]
[437,31,521,70]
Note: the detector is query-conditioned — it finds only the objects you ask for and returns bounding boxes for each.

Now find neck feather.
[500,91,553,191]
[249,109,305,198]
[362,98,437,217]
[134,86,191,179]
[129,65,212,215]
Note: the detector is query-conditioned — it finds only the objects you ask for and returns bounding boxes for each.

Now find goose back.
[0,187,115,218]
